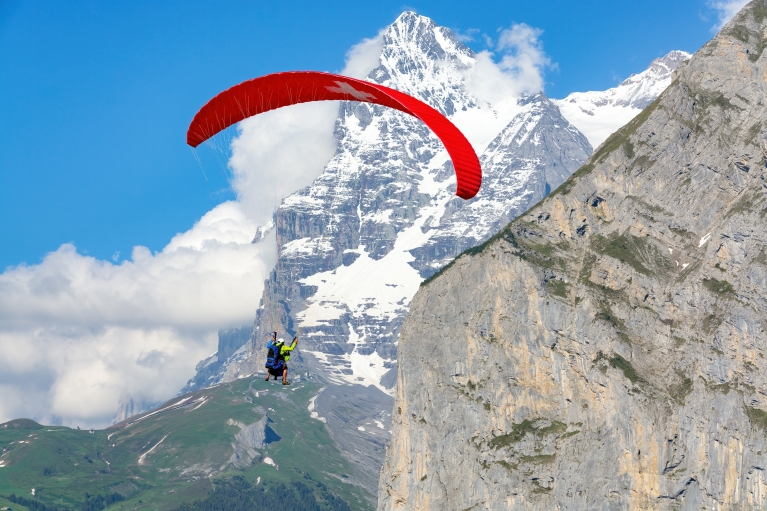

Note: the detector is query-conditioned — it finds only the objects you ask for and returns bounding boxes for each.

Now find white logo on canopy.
[326,81,377,101]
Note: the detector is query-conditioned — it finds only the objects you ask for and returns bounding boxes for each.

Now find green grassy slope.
[0,377,373,511]
[0,493,31,509]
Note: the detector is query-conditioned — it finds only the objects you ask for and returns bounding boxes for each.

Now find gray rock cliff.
[379,2,767,509]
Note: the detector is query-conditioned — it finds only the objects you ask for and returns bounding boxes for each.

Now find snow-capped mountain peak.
[553,50,692,148]
[366,11,520,153]
[373,12,473,101]
[610,49,692,109]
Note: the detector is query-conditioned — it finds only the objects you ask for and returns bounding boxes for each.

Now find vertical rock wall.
[379,2,767,509]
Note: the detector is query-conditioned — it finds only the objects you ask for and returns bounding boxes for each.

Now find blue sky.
[0,0,738,270]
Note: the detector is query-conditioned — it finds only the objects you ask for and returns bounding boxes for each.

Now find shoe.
[282,381,290,385]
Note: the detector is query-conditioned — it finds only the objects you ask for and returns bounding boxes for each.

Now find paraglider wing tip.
[454,163,482,199]
[457,185,481,200]
[186,128,204,148]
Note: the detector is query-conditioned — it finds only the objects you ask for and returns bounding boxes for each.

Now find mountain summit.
[380,1,767,508]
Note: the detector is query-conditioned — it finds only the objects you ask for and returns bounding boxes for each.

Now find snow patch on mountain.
[298,165,448,333]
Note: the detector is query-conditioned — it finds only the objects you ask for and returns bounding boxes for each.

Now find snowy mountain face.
[177,11,592,489]
[553,50,691,148]
[257,12,591,391]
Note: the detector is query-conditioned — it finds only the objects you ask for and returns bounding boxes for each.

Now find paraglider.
[186,71,482,199]
[264,331,298,385]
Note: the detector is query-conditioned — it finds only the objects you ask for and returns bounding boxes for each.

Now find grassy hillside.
[0,377,373,510]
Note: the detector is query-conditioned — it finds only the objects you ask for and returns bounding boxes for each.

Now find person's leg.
[265,369,270,381]
[282,367,289,384]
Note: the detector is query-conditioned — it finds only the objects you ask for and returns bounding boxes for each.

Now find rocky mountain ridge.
[379,1,767,509]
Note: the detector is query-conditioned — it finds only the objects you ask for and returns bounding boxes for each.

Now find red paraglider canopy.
[187,71,481,199]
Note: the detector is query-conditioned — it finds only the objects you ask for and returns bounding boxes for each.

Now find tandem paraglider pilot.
[264,331,299,385]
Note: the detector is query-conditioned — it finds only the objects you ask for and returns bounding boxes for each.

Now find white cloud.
[0,202,270,428]
[459,22,552,133]
[708,0,750,30]
[452,27,480,43]
[228,103,340,229]
[226,28,386,229]
[342,30,385,79]
[494,23,552,95]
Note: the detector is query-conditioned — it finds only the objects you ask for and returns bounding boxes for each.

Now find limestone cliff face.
[379,2,767,509]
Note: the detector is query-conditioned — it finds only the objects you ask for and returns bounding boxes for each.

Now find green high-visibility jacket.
[280,340,297,363]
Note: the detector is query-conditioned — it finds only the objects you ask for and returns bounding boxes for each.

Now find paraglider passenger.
[278,335,298,385]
